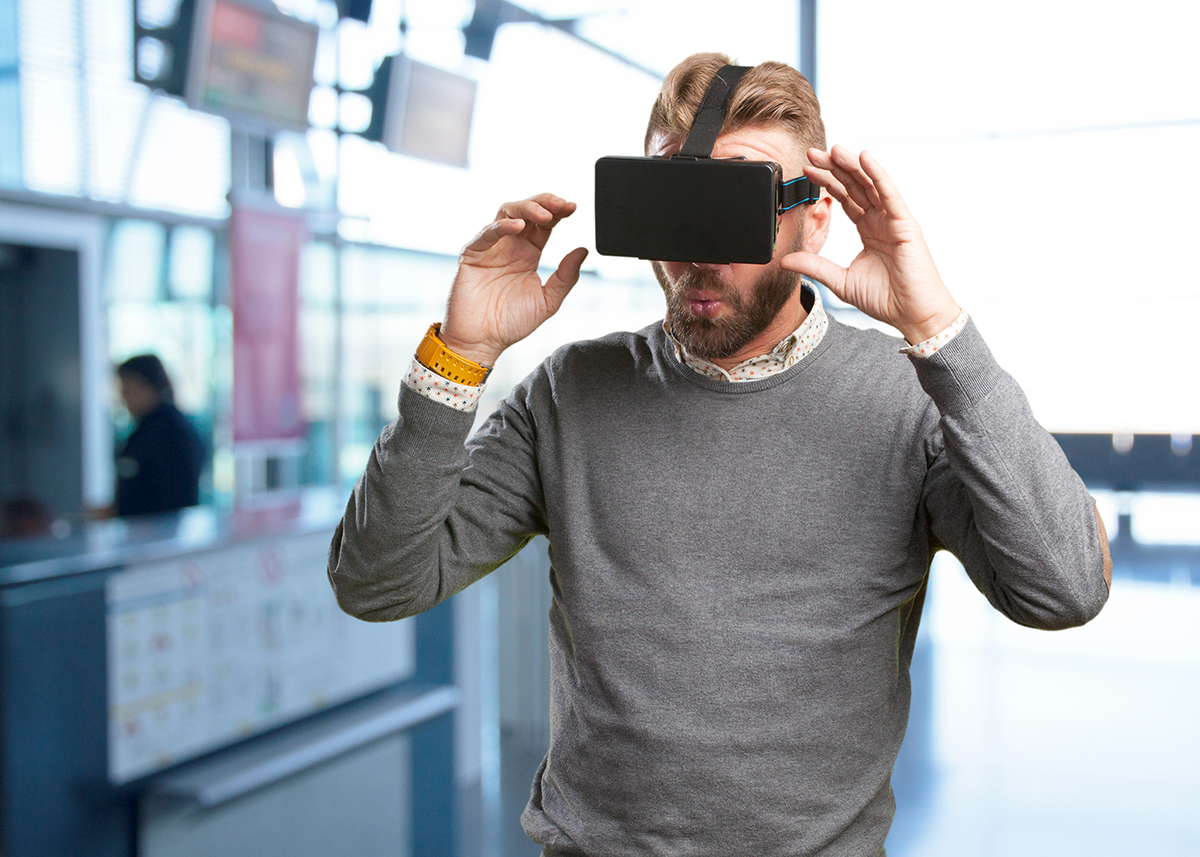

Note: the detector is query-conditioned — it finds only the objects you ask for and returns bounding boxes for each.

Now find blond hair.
[644,53,825,161]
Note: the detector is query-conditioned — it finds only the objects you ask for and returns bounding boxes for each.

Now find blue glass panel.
[0,0,19,187]
[0,77,19,187]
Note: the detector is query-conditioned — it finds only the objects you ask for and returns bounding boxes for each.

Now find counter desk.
[0,491,458,857]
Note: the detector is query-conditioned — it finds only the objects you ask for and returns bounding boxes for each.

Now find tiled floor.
[487,549,1200,856]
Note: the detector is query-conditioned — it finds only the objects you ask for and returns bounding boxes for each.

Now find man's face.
[648,125,830,366]
[652,231,804,362]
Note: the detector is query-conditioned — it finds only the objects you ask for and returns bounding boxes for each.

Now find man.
[114,354,204,517]
[329,53,1111,856]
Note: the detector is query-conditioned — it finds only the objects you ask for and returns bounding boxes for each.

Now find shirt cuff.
[403,358,487,413]
[899,309,970,358]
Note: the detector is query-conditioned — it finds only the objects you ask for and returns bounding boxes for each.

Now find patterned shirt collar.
[665,281,829,383]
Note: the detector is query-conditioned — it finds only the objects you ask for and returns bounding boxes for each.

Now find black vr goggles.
[594,64,819,265]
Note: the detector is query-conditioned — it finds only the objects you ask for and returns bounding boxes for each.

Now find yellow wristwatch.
[414,323,492,386]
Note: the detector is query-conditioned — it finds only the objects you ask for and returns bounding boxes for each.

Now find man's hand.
[780,146,960,346]
[439,194,589,366]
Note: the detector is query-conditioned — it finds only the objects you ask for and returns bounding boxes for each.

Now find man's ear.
[801,194,833,254]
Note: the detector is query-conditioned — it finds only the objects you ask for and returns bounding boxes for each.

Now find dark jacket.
[116,403,204,517]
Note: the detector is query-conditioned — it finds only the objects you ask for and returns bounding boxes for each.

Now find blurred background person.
[113,354,205,517]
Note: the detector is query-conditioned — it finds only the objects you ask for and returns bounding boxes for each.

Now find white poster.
[106,530,415,783]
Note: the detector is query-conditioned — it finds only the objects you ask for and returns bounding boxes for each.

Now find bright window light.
[338,91,373,134]
[308,84,338,129]
[1090,490,1121,541]
[337,18,376,90]
[273,139,308,208]
[1130,493,1200,546]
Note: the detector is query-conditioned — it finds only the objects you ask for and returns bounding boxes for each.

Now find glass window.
[107,219,165,301]
[124,97,231,218]
[167,225,214,301]
[0,0,18,188]
[18,60,84,196]
[106,219,221,504]
[13,0,231,215]
[0,76,19,188]
[337,243,453,482]
[299,240,338,485]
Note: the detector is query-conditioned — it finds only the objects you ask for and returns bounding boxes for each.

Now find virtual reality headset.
[594,64,819,265]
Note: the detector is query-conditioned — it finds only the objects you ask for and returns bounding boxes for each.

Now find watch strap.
[415,323,492,386]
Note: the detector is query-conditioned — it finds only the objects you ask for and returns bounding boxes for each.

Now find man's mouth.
[685,291,725,319]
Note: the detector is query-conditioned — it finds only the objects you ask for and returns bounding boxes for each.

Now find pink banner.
[230,205,306,442]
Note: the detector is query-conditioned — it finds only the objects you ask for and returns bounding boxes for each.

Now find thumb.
[543,247,589,313]
[780,250,845,296]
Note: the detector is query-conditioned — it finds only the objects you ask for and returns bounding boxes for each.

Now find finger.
[805,146,834,169]
[828,145,882,212]
[779,250,846,296]
[858,150,912,220]
[498,198,553,227]
[462,217,527,256]
[805,148,872,217]
[803,165,865,223]
[532,192,578,218]
[498,195,577,229]
[499,197,578,254]
[825,163,876,215]
[543,247,589,312]
[539,199,578,231]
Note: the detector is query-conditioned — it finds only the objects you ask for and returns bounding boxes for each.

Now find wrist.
[416,323,494,386]
[437,323,504,368]
[899,303,961,347]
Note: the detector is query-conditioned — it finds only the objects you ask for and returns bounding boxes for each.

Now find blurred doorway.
[0,242,83,526]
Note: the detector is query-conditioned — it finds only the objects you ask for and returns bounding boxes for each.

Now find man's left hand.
[780,145,960,346]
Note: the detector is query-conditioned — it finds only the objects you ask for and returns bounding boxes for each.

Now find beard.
[653,261,801,362]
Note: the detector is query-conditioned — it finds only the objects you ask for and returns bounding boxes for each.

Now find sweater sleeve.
[327,377,548,622]
[912,319,1110,630]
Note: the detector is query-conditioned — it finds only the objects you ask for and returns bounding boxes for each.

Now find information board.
[106,530,415,783]
[187,0,320,129]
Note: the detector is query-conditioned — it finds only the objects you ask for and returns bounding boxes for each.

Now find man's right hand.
[438,194,588,367]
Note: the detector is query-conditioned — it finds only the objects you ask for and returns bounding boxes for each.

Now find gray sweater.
[328,316,1109,856]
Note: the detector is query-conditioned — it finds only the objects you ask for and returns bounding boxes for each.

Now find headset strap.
[780,176,820,212]
[678,64,751,158]
[678,64,820,210]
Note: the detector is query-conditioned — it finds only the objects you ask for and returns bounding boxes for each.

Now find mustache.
[672,268,739,304]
